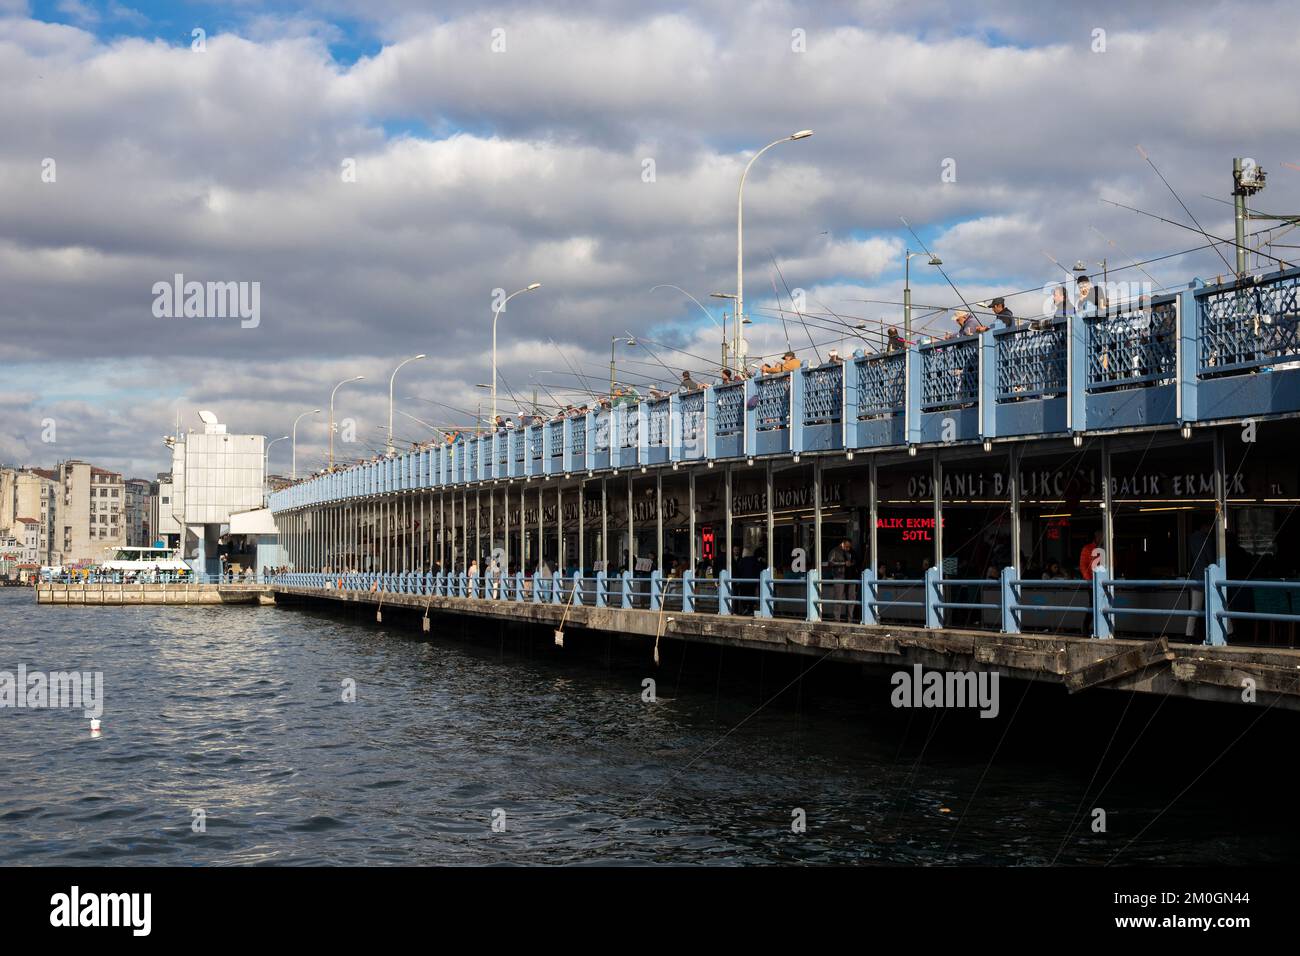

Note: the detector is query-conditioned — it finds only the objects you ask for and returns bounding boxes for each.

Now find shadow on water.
[2,588,1296,866]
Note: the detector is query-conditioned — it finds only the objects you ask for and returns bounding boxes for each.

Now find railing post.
[717,568,731,615]
[609,406,623,470]
[999,566,1019,634]
[980,328,998,439]
[1177,282,1201,424]
[757,567,773,618]
[924,565,943,628]
[704,387,717,461]
[513,570,522,601]
[553,571,564,605]
[1204,560,1227,646]
[1067,313,1088,436]
[636,402,650,466]
[843,359,861,450]
[682,569,694,613]
[458,570,467,598]
[532,571,542,604]
[805,568,819,622]
[572,570,582,606]
[595,569,607,607]
[860,568,876,625]
[649,568,662,611]
[669,392,682,462]
[620,570,632,609]
[743,377,758,457]
[790,370,805,453]
[542,420,554,476]
[1091,568,1112,639]
[562,417,574,473]
[585,412,596,472]
[904,345,922,446]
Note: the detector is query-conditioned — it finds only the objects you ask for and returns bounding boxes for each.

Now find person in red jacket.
[1079,529,1104,580]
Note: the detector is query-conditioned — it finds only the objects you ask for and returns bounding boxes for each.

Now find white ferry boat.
[100,546,191,579]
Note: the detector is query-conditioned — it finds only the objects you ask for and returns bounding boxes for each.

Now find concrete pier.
[35,582,276,606]
[272,583,1300,713]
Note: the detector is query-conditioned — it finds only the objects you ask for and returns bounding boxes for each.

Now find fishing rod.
[625,330,691,384]
[548,338,600,400]
[1089,225,1165,293]
[1099,197,1291,266]
[768,250,820,363]
[899,216,980,323]
[1136,145,1236,274]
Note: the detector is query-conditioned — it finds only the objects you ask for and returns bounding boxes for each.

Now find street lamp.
[491,282,541,423]
[387,354,427,454]
[610,335,635,393]
[710,292,740,370]
[264,435,288,503]
[328,375,365,469]
[291,408,320,480]
[734,130,812,366]
[904,250,943,340]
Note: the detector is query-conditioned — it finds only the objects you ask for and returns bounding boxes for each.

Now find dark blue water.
[0,588,1292,865]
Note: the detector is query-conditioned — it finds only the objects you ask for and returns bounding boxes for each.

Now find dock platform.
[35,582,276,606]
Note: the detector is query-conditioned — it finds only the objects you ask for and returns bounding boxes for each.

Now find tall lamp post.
[610,335,635,393]
[328,375,365,469]
[387,354,426,454]
[710,291,740,370]
[904,250,943,340]
[264,435,288,504]
[491,283,541,423]
[291,408,320,480]
[734,130,813,364]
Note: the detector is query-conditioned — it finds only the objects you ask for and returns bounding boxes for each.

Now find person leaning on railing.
[761,351,801,374]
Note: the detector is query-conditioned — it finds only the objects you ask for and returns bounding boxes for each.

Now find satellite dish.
[197,410,219,425]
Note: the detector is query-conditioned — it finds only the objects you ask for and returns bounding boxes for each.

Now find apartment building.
[0,467,59,566]
[124,477,152,547]
[57,460,125,565]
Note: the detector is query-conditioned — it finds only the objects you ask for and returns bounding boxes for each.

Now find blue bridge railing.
[271,560,1295,648]
[270,268,1300,510]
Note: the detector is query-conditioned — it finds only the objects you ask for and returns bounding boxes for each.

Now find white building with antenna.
[164,410,266,577]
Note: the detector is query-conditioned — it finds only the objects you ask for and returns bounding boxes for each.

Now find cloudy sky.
[2,0,1297,477]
